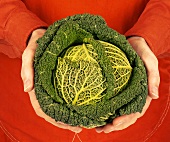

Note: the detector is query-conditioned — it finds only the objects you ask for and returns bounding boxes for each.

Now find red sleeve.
[0,0,47,58]
[125,0,170,57]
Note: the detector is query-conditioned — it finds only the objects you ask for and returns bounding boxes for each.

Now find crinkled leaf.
[56,58,106,106]
[64,40,132,95]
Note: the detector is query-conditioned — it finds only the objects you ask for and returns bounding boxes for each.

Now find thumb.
[21,29,46,92]
[128,36,160,99]
[147,64,160,99]
[140,48,160,99]
[21,48,35,92]
[139,48,160,99]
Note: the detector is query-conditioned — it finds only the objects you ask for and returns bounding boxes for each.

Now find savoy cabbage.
[34,14,148,128]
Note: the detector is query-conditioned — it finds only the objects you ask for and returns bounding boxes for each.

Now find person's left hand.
[21,29,82,133]
[96,36,160,133]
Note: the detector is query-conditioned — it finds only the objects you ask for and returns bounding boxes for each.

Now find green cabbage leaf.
[34,14,148,128]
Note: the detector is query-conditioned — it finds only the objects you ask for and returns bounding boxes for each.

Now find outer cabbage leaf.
[34,14,148,128]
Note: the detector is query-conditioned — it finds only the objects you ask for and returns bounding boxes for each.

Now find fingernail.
[151,87,159,99]
[24,79,31,92]
[96,127,103,133]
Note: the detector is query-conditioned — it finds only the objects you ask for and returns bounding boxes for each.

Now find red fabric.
[1,0,170,58]
[22,0,148,33]
[0,0,170,141]
[0,53,169,142]
[0,0,149,58]
[125,0,170,56]
[0,0,47,58]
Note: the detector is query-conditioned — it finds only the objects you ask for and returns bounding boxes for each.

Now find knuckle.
[149,70,160,85]
[22,48,35,61]
[21,70,24,80]
[22,50,29,63]
[146,58,160,80]
[152,57,159,68]
[21,64,27,81]
[21,65,26,81]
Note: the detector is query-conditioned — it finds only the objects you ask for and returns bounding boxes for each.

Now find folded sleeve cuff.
[4,8,48,58]
[125,0,170,57]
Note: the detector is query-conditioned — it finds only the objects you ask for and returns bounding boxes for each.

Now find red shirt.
[0,0,170,142]
[0,0,170,58]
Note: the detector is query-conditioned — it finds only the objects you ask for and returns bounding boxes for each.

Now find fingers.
[147,66,160,99]
[128,36,160,99]
[21,47,36,92]
[29,90,82,133]
[139,47,160,99]
[143,54,160,99]
[96,115,137,133]
[21,29,82,133]
[21,29,46,92]
[55,122,82,133]
[96,96,152,133]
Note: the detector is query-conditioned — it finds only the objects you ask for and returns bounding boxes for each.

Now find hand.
[21,29,82,133]
[96,36,160,133]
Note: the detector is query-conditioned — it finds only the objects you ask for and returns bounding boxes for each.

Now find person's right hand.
[96,36,160,133]
[21,29,82,133]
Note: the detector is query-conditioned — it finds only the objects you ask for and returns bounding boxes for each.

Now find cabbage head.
[34,14,148,128]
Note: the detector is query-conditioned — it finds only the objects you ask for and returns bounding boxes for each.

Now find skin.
[21,29,160,133]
